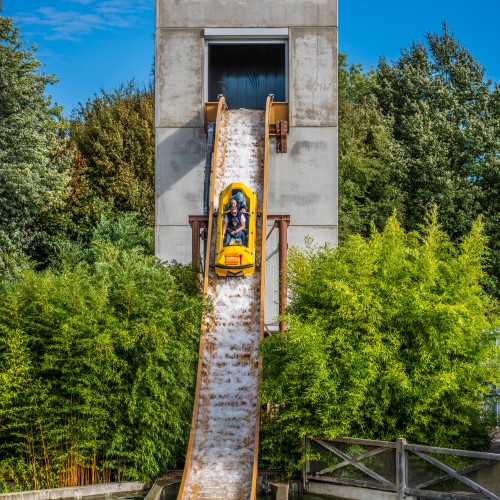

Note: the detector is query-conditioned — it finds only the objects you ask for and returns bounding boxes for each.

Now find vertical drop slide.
[177,97,271,500]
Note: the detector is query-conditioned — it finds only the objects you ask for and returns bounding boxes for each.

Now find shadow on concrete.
[156,116,207,196]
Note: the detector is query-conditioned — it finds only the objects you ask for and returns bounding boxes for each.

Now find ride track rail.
[177,96,271,500]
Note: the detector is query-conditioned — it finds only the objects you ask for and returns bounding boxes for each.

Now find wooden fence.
[304,436,500,499]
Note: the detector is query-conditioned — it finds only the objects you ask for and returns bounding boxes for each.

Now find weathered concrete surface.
[156,0,337,29]
[144,479,180,500]
[155,29,204,128]
[143,482,162,500]
[290,28,338,127]
[156,225,195,264]
[155,127,206,225]
[266,481,289,500]
[156,125,338,329]
[268,127,338,225]
[265,127,338,322]
[0,482,147,500]
[155,0,338,327]
[306,482,399,500]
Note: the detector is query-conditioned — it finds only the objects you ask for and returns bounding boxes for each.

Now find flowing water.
[160,481,344,500]
[179,109,265,499]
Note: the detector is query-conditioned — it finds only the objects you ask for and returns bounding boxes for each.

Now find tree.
[338,54,401,239]
[67,82,155,241]
[0,215,204,491]
[0,14,71,272]
[373,24,500,291]
[260,212,499,471]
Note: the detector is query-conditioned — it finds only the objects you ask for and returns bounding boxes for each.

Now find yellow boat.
[214,182,256,277]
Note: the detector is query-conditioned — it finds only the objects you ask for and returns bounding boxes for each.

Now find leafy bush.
[0,216,203,491]
[260,211,499,472]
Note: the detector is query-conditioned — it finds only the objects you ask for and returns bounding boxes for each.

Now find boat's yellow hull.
[214,182,256,277]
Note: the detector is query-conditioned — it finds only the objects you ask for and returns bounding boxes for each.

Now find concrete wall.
[156,0,337,28]
[306,482,400,500]
[0,482,147,500]
[266,127,337,325]
[155,0,338,325]
[155,29,204,128]
[290,28,338,126]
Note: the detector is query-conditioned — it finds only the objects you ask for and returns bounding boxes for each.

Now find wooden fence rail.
[304,437,500,500]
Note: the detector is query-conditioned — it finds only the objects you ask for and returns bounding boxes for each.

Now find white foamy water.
[180,109,265,499]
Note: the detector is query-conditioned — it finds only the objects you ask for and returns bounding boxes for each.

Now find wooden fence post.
[303,436,309,493]
[396,438,407,500]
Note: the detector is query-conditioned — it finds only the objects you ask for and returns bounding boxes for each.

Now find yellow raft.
[214,182,256,277]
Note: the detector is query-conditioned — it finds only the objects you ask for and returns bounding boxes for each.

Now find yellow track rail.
[177,96,227,500]
[249,95,271,500]
[203,96,228,294]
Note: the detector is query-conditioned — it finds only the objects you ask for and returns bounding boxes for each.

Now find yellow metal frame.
[204,100,288,136]
[249,94,271,500]
[204,101,218,133]
[268,101,288,135]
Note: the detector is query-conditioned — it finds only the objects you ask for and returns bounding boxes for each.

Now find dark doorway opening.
[208,44,286,110]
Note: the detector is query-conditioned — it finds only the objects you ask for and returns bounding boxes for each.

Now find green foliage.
[0,14,72,272]
[260,212,499,472]
[373,24,500,291]
[338,54,402,239]
[67,82,155,240]
[0,216,204,491]
[337,26,500,296]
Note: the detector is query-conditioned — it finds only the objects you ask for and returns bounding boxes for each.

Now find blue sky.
[3,1,499,117]
[4,0,155,117]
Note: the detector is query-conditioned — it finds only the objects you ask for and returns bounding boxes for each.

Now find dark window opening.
[208,44,286,110]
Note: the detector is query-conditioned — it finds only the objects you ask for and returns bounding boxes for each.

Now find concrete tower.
[155,0,338,327]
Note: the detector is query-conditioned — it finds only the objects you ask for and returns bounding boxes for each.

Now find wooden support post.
[188,216,208,265]
[396,438,407,500]
[278,217,289,332]
[303,436,309,493]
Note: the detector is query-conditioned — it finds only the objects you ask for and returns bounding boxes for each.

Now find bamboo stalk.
[29,428,39,491]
